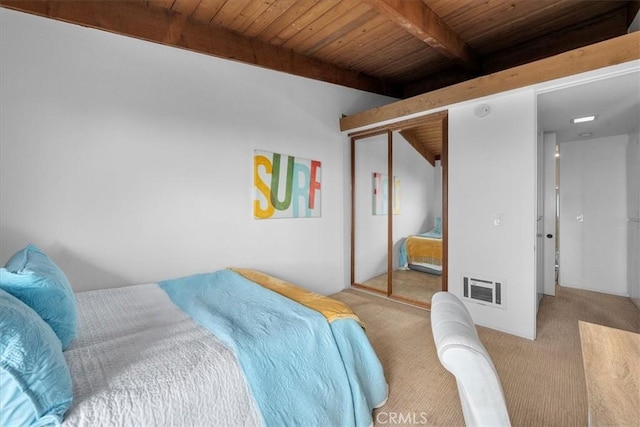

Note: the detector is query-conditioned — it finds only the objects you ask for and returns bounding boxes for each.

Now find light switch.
[577,214,584,222]
[493,214,503,226]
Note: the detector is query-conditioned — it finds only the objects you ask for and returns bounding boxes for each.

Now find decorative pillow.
[0,289,73,426]
[1,245,77,349]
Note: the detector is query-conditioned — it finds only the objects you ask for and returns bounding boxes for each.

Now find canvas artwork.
[253,150,321,219]
[372,172,400,216]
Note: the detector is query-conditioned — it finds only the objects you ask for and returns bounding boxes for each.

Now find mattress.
[62,283,261,426]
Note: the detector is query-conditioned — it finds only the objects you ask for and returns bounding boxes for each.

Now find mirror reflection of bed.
[360,220,443,305]
[351,112,447,308]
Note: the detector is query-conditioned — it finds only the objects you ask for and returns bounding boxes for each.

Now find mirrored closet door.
[351,113,448,308]
[390,129,444,305]
[352,132,390,295]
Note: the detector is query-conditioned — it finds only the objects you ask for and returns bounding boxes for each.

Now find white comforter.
[62,284,261,426]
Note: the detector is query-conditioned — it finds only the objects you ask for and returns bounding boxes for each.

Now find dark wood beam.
[403,7,630,98]
[340,32,640,131]
[0,0,399,97]
[363,0,479,71]
[403,67,477,98]
[628,1,640,28]
[483,7,629,74]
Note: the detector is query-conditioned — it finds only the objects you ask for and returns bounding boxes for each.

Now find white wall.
[0,9,395,294]
[626,133,640,309]
[559,135,628,296]
[542,132,558,297]
[449,90,537,339]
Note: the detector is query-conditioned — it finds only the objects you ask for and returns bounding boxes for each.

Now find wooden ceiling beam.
[363,0,479,71]
[483,7,629,74]
[628,1,640,28]
[340,32,640,132]
[403,7,629,98]
[403,66,476,98]
[348,110,447,139]
[0,0,398,97]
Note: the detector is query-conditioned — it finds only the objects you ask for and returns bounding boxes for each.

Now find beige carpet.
[360,269,442,304]
[331,285,640,426]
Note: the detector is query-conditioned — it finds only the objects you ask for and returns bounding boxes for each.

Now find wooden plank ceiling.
[2,0,638,161]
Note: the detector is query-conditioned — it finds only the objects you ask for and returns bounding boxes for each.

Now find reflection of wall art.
[372,172,400,215]
[253,150,321,219]
[393,176,401,215]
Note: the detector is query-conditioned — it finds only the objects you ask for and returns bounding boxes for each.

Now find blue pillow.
[1,245,77,349]
[434,216,442,235]
[0,289,73,426]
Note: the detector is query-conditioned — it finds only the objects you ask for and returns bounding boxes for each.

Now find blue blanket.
[159,270,387,426]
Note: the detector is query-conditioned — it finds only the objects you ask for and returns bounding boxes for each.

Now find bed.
[400,234,443,275]
[0,245,388,427]
[398,218,443,276]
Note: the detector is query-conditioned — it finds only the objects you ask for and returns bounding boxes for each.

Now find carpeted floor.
[331,285,640,426]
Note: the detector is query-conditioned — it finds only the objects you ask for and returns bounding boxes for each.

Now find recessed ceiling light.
[571,115,596,124]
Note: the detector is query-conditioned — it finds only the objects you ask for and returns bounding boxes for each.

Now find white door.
[543,133,557,296]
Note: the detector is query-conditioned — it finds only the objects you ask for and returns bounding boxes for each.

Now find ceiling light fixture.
[571,115,596,124]
[579,132,593,138]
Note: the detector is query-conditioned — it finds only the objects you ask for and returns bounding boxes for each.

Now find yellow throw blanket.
[406,236,442,266]
[229,268,365,329]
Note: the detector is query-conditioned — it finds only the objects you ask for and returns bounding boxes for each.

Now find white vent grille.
[462,275,504,308]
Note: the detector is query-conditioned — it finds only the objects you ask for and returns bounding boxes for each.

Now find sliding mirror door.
[352,133,390,294]
[391,131,443,305]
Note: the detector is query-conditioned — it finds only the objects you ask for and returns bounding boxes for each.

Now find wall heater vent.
[462,276,504,308]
